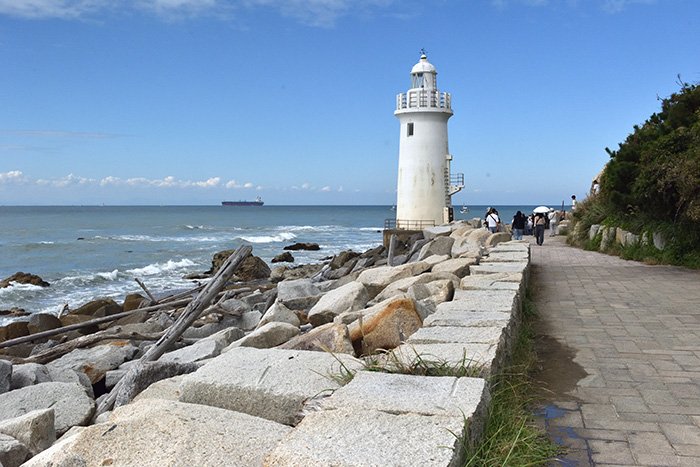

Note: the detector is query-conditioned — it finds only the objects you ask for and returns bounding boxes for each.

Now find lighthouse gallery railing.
[396,90,451,111]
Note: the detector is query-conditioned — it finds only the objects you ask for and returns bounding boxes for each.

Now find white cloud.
[321,185,331,192]
[0,170,26,184]
[192,177,220,188]
[0,0,107,19]
[301,182,311,190]
[0,0,394,26]
[225,179,240,189]
[37,173,95,187]
[133,0,231,20]
[242,0,393,27]
[100,176,122,186]
[602,0,654,13]
[491,0,656,12]
[243,182,254,188]
[337,185,344,192]
[20,173,225,189]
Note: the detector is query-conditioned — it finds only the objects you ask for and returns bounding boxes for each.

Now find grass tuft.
[362,347,484,378]
[462,289,560,466]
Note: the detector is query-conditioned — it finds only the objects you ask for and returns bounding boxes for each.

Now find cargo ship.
[221,196,264,207]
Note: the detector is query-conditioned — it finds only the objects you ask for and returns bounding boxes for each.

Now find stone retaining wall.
[588,224,667,252]
[20,230,530,467]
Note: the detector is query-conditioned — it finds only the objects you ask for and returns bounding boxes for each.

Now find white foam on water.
[358,227,384,232]
[126,258,196,276]
[0,282,45,293]
[239,232,296,243]
[97,269,119,281]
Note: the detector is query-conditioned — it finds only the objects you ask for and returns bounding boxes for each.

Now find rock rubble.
[0,221,531,466]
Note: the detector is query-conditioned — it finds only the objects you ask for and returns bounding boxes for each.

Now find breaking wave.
[126,258,196,276]
[239,232,296,244]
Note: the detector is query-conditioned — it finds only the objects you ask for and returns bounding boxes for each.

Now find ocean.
[0,204,539,322]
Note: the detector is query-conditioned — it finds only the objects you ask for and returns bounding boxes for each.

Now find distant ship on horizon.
[221,196,264,207]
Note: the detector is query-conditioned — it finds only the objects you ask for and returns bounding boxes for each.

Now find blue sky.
[0,0,698,206]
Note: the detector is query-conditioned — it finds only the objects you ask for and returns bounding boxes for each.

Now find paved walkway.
[529,235,700,466]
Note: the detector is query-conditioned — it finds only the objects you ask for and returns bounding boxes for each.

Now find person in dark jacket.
[511,211,526,240]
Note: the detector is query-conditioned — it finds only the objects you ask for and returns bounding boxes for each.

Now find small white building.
[394,52,463,229]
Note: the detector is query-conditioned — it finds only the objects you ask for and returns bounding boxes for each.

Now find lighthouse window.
[407,123,414,136]
[411,73,424,89]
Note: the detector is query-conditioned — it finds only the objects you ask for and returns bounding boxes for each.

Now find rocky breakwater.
[0,221,530,466]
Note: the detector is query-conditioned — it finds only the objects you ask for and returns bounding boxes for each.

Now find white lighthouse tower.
[394,52,463,229]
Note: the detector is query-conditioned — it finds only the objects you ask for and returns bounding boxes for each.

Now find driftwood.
[13,328,166,365]
[95,245,252,417]
[387,234,397,267]
[159,284,205,303]
[0,298,191,349]
[134,278,158,305]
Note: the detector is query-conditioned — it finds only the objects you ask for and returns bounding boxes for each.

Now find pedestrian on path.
[548,209,558,237]
[512,210,526,240]
[534,212,546,245]
[486,208,500,233]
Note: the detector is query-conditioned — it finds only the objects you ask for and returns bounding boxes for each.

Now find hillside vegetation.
[570,79,700,268]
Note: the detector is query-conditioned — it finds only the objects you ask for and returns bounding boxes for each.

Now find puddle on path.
[532,333,588,398]
[531,324,593,465]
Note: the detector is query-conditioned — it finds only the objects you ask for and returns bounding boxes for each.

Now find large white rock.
[276,278,321,309]
[223,322,300,350]
[0,382,94,435]
[470,262,528,276]
[265,408,466,467]
[386,342,498,377]
[484,251,529,262]
[269,363,493,466]
[370,271,460,304]
[307,281,369,327]
[10,363,50,390]
[356,261,431,298]
[132,374,186,403]
[459,273,522,291]
[160,327,243,364]
[422,225,453,240]
[257,300,301,329]
[431,257,476,277]
[450,289,519,313]
[319,371,487,419]
[23,399,291,467]
[0,360,10,394]
[407,325,506,345]
[179,347,363,425]
[417,236,455,260]
[0,408,55,456]
[0,432,29,467]
[424,310,512,328]
[45,366,94,398]
[46,342,139,384]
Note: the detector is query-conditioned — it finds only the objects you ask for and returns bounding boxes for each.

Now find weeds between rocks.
[462,290,560,467]
[324,347,483,385]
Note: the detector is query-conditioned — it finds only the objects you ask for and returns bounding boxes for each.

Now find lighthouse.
[394,52,463,229]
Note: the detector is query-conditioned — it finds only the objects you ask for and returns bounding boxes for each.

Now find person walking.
[534,212,546,245]
[512,210,526,240]
[548,209,558,237]
[486,208,500,233]
[571,194,577,211]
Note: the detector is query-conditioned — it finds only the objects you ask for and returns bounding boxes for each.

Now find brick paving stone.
[589,440,635,465]
[531,236,700,466]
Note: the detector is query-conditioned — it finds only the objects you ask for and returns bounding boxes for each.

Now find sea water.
[0,204,538,321]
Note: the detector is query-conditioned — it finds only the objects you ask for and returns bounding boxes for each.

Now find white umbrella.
[533,206,550,214]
